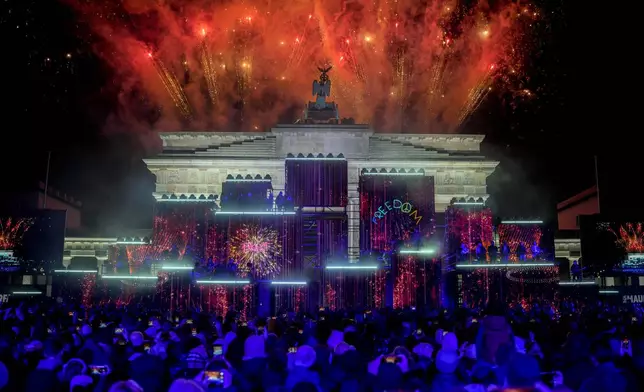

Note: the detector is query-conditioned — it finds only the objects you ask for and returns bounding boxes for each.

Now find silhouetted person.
[460,243,470,261]
[571,260,582,281]
[285,194,294,210]
[276,191,285,210]
[516,243,526,261]
[476,242,486,260]
[530,241,541,260]
[501,243,510,261]
[221,194,228,210]
[488,242,498,262]
[267,191,274,211]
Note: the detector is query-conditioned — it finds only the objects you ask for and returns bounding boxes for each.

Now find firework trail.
[199,28,219,104]
[0,217,33,250]
[285,14,314,74]
[426,47,449,129]
[148,52,192,119]
[342,38,365,83]
[456,64,497,129]
[70,0,542,132]
[393,46,407,127]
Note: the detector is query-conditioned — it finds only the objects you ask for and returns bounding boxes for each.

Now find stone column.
[347,168,360,263]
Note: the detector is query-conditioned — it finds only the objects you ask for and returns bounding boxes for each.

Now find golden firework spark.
[74,0,540,131]
[455,63,496,130]
[148,52,192,119]
[229,224,282,278]
[200,29,219,104]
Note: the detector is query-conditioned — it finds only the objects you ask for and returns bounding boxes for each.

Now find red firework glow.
[82,274,96,308]
[126,215,194,271]
[294,287,304,313]
[0,218,33,250]
[449,208,494,253]
[371,273,386,309]
[67,0,543,132]
[201,285,229,316]
[394,256,419,308]
[609,223,644,253]
[497,224,542,261]
[325,283,337,311]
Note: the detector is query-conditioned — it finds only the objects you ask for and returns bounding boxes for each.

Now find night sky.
[2,0,589,231]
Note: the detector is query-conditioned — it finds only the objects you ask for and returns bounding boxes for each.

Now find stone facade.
[63,237,116,268]
[144,125,499,262]
[554,238,582,262]
[63,236,150,270]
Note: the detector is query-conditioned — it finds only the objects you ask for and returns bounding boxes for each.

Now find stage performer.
[570,260,582,281]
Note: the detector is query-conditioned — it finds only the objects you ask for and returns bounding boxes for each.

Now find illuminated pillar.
[348,182,360,263]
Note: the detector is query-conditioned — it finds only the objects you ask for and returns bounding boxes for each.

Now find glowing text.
[372,199,422,225]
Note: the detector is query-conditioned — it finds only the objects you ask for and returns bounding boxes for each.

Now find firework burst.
[68,0,545,132]
[0,217,34,250]
[229,224,282,278]
[609,223,644,253]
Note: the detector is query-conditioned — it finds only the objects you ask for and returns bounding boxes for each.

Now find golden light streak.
[199,32,219,104]
[148,52,192,119]
[455,64,496,130]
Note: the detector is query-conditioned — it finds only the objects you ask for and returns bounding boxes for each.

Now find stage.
[45,124,503,315]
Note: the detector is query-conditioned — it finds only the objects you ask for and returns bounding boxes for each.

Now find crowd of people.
[0,298,642,392]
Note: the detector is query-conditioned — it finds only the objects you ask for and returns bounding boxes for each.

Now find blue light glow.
[325,265,379,270]
[558,281,597,285]
[195,280,251,284]
[361,172,424,176]
[399,249,435,255]
[161,265,194,270]
[501,220,544,224]
[455,263,555,268]
[215,211,296,215]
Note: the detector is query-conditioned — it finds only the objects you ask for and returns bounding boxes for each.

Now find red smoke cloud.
[68,0,538,132]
